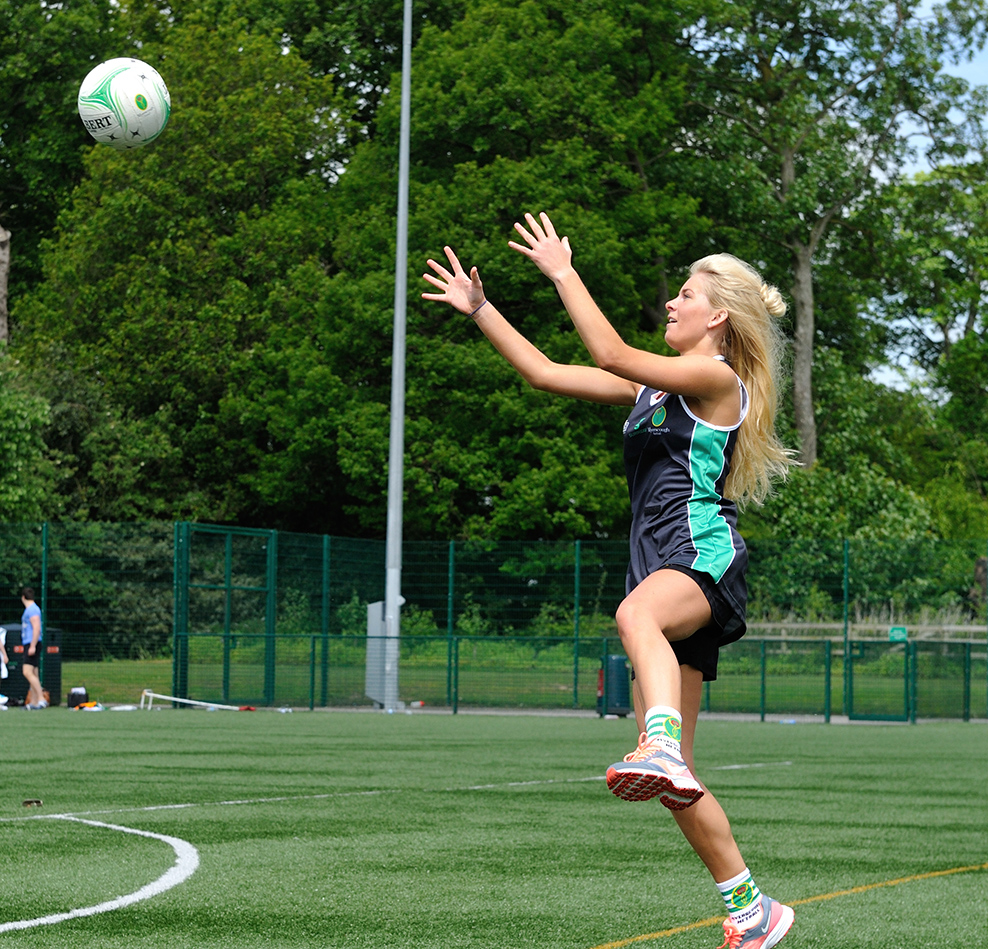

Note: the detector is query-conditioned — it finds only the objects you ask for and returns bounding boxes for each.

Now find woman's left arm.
[509,212,733,402]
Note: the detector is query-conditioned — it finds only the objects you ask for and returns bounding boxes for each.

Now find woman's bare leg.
[608,570,711,804]
[615,569,712,712]
[671,664,746,881]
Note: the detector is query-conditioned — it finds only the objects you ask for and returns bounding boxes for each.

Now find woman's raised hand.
[508,212,573,282]
[422,246,486,315]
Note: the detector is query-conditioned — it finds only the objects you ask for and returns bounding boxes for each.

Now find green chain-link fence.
[0,523,984,718]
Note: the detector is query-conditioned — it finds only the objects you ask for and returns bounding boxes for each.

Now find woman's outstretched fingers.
[421,246,485,314]
[525,211,545,240]
[443,244,465,272]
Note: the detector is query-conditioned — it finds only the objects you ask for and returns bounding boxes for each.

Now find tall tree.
[12,14,352,523]
[0,0,122,300]
[871,162,988,370]
[680,0,987,466]
[0,352,57,520]
[865,158,988,503]
[319,0,707,538]
[0,223,9,342]
[181,0,466,144]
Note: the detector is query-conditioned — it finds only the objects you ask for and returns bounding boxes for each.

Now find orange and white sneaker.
[718,895,794,948]
[605,733,704,808]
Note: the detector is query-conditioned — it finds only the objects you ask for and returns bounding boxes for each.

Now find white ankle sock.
[716,867,763,928]
[643,705,683,754]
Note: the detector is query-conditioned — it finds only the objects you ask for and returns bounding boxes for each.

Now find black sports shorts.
[648,563,746,682]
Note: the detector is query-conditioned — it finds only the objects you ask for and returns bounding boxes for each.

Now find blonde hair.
[690,253,795,505]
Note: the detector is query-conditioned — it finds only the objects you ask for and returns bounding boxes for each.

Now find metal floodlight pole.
[383,0,414,712]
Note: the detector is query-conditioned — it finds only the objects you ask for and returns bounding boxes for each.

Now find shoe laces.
[717,920,743,949]
[623,733,686,766]
[623,733,660,762]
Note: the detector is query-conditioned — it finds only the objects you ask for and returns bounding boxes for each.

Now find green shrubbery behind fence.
[62,634,987,722]
[2,521,986,718]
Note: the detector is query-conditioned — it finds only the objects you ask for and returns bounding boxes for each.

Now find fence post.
[842,539,850,716]
[223,533,232,704]
[320,534,330,707]
[906,642,919,725]
[447,540,455,707]
[264,530,278,706]
[309,635,317,711]
[451,635,459,714]
[222,631,231,704]
[573,539,581,709]
[172,521,190,701]
[823,639,831,724]
[759,639,767,722]
[963,642,971,723]
[173,630,188,702]
[39,521,48,683]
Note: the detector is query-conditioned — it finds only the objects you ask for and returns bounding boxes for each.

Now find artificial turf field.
[1,709,985,948]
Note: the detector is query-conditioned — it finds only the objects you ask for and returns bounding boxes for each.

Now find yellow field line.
[588,861,988,949]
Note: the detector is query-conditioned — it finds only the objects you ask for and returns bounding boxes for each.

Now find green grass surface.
[1,711,986,948]
[63,660,174,705]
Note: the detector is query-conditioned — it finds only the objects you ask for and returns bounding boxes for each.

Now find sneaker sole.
[606,766,704,808]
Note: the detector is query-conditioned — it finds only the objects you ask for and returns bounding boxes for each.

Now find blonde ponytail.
[690,255,795,505]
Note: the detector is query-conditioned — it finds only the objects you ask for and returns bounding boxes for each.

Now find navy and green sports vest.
[622,363,749,607]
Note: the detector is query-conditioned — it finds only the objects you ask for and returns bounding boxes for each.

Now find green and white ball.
[77,58,171,150]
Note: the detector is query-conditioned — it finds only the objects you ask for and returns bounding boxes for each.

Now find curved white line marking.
[0,816,199,933]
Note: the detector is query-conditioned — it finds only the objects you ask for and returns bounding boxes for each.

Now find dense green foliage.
[1,0,986,550]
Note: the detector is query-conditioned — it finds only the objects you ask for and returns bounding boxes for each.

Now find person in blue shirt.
[20,586,46,709]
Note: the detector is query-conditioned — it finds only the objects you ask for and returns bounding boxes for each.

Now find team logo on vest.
[731,883,756,908]
[626,391,668,436]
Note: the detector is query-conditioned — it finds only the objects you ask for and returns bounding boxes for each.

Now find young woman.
[423,212,794,949]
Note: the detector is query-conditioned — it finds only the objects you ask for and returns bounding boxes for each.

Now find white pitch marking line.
[0,762,792,930]
[0,816,199,934]
[712,761,794,771]
[457,776,604,791]
[0,777,606,826]
[0,765,790,830]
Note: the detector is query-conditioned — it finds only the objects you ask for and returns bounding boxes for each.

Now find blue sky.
[948,42,988,90]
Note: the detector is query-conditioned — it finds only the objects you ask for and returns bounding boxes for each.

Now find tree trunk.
[791,240,817,467]
[642,257,670,329]
[0,225,9,343]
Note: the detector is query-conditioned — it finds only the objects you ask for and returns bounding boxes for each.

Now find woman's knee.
[614,599,636,643]
[615,598,662,647]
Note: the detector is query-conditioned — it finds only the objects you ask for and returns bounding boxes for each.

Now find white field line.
[0,816,199,933]
[0,762,793,827]
[0,763,792,932]
[0,777,604,825]
[712,761,794,771]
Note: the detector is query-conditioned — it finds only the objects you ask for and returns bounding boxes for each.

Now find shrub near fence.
[0,523,984,718]
[163,633,987,722]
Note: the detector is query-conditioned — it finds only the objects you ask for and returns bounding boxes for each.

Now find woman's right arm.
[422,246,638,407]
